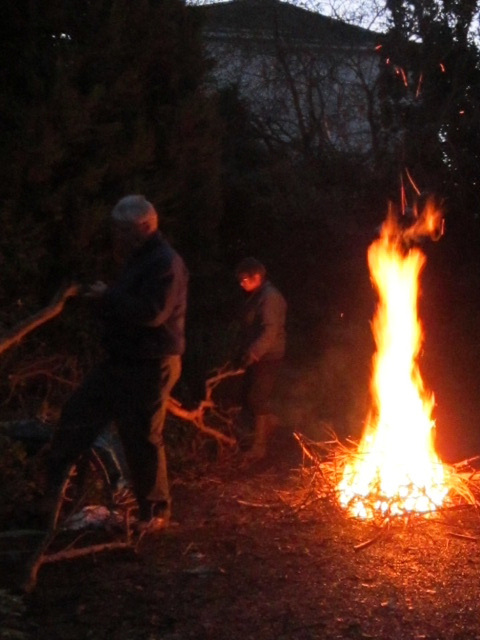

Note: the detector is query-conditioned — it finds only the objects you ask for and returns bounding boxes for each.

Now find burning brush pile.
[296,201,480,527]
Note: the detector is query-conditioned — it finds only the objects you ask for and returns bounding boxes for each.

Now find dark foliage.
[0,0,222,289]
[0,0,223,412]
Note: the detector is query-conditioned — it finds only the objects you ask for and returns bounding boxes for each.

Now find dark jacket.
[100,232,189,359]
[238,280,287,363]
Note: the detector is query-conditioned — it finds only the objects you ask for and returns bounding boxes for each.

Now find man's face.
[238,272,262,292]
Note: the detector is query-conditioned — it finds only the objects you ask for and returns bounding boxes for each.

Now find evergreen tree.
[0,0,222,310]
[0,0,223,413]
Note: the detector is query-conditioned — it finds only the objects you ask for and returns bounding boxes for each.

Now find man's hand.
[84,280,108,298]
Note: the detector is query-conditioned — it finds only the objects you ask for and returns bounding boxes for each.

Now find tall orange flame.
[338,202,450,519]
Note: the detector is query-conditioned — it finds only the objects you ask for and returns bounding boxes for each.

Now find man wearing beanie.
[42,195,189,532]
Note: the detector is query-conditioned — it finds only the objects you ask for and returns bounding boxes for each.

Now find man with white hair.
[43,195,189,531]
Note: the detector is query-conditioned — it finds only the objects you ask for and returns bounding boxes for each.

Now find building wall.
[196,1,382,156]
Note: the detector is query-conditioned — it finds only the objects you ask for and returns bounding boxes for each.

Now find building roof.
[189,0,380,49]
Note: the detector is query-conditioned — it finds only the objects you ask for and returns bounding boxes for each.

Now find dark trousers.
[244,359,282,416]
[47,355,181,514]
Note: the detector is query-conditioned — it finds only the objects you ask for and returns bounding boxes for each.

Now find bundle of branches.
[291,430,480,528]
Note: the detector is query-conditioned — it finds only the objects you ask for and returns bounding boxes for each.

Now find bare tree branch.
[167,365,243,447]
[0,283,81,357]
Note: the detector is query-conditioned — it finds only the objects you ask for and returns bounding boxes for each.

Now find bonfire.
[297,200,480,524]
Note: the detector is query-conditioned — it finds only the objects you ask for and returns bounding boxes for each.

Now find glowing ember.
[338,202,451,519]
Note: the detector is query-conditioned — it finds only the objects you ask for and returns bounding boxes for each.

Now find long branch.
[0,283,81,357]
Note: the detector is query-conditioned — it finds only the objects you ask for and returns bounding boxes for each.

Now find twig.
[40,540,131,564]
[236,499,278,508]
[167,397,236,446]
[452,456,480,469]
[166,364,243,447]
[354,520,390,552]
[447,532,478,542]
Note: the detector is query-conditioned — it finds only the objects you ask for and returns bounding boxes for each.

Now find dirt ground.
[2,429,480,640]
